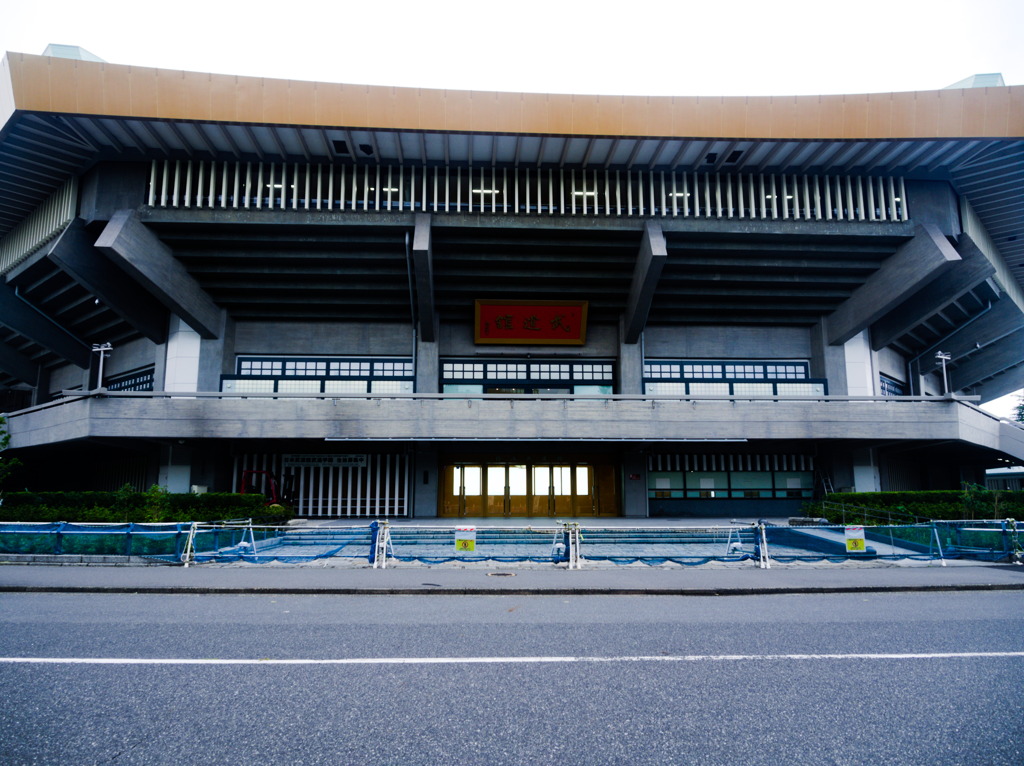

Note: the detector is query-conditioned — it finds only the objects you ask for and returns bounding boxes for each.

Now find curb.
[3,583,1023,596]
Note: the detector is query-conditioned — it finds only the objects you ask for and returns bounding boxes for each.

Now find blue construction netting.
[0,522,193,559]
[2,519,1020,566]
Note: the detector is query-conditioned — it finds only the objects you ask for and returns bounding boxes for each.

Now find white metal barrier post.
[567,523,583,570]
[180,522,198,567]
[758,523,771,569]
[373,520,392,569]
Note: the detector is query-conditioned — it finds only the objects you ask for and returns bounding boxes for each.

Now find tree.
[1015,394,1024,424]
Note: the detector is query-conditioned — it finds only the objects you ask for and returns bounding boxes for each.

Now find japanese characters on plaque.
[474,300,588,345]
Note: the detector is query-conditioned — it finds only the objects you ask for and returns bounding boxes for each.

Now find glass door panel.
[531,465,552,516]
[552,465,573,516]
[486,465,507,516]
[462,466,482,516]
[573,465,594,515]
[508,465,528,515]
[443,465,484,517]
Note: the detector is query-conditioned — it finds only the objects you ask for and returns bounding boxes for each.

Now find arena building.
[1,48,1022,518]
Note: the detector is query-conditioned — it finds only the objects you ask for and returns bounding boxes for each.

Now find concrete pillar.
[412,447,439,517]
[164,316,201,392]
[621,449,648,517]
[617,317,643,395]
[416,335,439,394]
[198,314,235,392]
[810,320,848,395]
[31,366,50,406]
[844,330,876,396]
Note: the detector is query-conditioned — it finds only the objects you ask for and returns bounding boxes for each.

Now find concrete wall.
[438,322,619,357]
[643,325,810,359]
[234,321,415,357]
[48,362,86,393]
[876,346,907,385]
[104,337,158,379]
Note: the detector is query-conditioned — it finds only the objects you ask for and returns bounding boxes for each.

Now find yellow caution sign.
[844,526,866,553]
[455,526,476,552]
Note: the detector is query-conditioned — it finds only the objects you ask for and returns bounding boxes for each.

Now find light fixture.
[91,342,112,389]
[935,351,951,395]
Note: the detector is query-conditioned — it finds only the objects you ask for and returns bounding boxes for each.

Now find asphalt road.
[1,591,1022,765]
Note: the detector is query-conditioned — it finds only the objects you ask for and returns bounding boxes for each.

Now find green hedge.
[0,488,287,524]
[805,489,1024,524]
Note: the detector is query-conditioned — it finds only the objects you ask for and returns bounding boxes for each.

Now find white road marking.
[0,652,1022,665]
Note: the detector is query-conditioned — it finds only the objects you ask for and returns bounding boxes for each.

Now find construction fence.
[1,519,1021,568]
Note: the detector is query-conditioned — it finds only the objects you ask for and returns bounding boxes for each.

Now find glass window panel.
[443,384,484,394]
[371,380,413,394]
[776,383,824,396]
[646,382,686,394]
[324,380,369,393]
[686,471,728,498]
[277,380,321,394]
[462,466,481,495]
[508,465,527,494]
[733,383,773,396]
[689,382,730,395]
[487,466,506,495]
[576,466,590,493]
[730,471,772,489]
[574,385,613,395]
[233,379,275,393]
[552,466,572,496]
[533,466,550,495]
[775,472,813,489]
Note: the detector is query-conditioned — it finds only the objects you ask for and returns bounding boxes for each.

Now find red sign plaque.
[474,300,588,345]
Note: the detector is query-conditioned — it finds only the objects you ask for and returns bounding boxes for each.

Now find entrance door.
[442,462,604,517]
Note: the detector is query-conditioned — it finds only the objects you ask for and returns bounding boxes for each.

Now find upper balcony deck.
[6,391,1023,463]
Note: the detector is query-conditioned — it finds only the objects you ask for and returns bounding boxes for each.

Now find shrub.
[804,488,1024,524]
[0,489,284,524]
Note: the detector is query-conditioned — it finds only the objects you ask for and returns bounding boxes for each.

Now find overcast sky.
[2,0,1022,96]
[2,0,1021,416]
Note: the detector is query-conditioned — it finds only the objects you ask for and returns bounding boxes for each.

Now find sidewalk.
[2,560,1023,595]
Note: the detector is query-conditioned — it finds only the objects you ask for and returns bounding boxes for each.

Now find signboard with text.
[474,300,588,345]
[282,455,368,468]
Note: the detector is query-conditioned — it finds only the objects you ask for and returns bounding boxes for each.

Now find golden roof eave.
[3,51,1022,140]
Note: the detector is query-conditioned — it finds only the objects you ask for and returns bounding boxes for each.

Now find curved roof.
[2,51,1023,286]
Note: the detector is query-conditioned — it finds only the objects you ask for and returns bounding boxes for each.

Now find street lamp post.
[92,343,112,389]
[935,351,951,396]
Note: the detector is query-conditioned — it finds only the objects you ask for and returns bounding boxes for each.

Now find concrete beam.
[0,340,39,384]
[949,327,1024,392]
[94,209,222,339]
[870,233,996,350]
[46,218,169,344]
[624,220,667,343]
[975,364,1024,403]
[828,223,961,346]
[412,213,436,342]
[934,298,1024,362]
[0,281,91,368]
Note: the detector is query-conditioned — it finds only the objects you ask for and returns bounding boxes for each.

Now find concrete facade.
[1,52,1023,518]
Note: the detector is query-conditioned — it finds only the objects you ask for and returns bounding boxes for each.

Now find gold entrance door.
[442,462,606,517]
[442,465,483,517]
